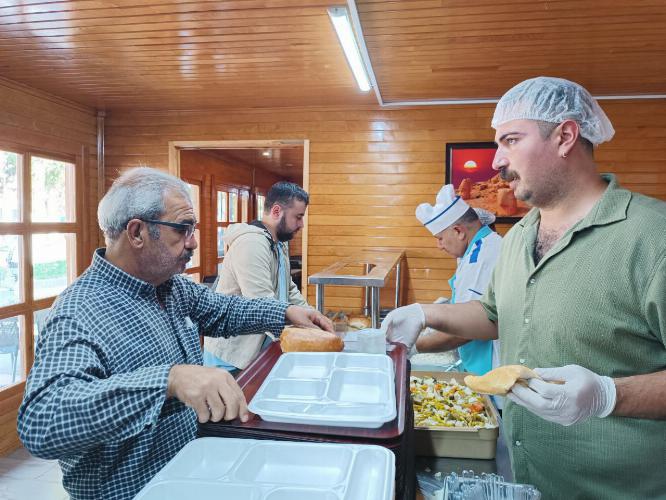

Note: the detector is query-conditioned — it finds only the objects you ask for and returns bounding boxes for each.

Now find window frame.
[215,184,250,264]
[0,141,84,391]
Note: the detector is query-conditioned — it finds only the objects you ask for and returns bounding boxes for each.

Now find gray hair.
[98,167,191,241]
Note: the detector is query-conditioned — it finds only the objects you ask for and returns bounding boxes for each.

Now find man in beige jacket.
[203,182,311,371]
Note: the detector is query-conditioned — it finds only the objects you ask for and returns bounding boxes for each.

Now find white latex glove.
[508,364,616,426]
[380,303,425,349]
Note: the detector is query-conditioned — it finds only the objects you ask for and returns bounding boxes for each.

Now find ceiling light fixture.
[262,150,271,157]
[327,6,371,92]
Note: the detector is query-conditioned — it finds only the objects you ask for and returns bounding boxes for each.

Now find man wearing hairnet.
[382,77,666,499]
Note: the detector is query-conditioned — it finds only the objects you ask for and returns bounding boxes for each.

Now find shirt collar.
[91,248,169,299]
[517,174,630,230]
[462,225,493,259]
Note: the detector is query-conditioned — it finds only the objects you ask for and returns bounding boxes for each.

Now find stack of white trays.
[134,437,395,500]
[248,352,396,429]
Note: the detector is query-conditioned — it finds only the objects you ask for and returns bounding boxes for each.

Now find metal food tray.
[249,352,396,429]
[412,371,500,459]
[134,437,395,500]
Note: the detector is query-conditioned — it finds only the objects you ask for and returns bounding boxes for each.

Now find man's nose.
[492,150,506,171]
[185,233,198,250]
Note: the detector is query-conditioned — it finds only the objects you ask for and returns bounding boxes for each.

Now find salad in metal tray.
[410,375,497,429]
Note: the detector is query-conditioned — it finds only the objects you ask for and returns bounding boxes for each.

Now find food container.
[249,352,396,428]
[134,437,395,500]
[411,371,499,459]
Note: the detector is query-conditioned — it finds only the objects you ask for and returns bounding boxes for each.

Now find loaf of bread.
[280,327,344,353]
[464,365,541,395]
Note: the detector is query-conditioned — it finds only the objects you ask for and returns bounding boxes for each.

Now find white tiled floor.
[0,447,68,500]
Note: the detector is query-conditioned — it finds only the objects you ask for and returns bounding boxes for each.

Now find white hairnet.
[473,207,496,226]
[491,76,615,146]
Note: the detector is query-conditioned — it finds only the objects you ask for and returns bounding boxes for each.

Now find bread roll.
[464,365,541,395]
[280,327,344,353]
[347,315,371,330]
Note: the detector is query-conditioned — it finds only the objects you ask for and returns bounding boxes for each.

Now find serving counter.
[308,249,405,328]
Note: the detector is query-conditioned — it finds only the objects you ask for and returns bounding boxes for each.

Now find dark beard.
[276,217,296,242]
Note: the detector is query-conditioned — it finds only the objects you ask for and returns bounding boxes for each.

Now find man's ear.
[452,224,466,240]
[125,219,145,248]
[269,203,282,220]
[556,120,579,157]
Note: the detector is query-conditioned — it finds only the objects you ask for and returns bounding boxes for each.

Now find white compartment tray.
[134,437,395,500]
[248,352,396,428]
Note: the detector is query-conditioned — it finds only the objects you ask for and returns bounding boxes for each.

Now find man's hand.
[508,364,616,426]
[380,303,425,349]
[285,306,335,333]
[166,365,249,424]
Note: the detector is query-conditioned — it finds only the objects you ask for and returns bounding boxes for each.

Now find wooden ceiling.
[0,1,664,111]
[358,0,666,102]
[0,0,374,110]
[205,147,304,181]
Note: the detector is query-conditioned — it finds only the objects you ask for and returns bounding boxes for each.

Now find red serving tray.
[215,342,408,440]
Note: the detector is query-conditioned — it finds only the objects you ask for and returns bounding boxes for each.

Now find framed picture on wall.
[445,141,529,222]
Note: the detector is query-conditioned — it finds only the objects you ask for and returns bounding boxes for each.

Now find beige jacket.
[204,222,308,369]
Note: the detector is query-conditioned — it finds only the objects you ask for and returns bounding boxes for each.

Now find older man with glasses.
[17,167,333,500]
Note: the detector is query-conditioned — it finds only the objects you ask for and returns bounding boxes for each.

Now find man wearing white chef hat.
[382,76,666,499]
[413,184,502,378]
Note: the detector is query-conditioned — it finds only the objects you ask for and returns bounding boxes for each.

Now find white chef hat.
[491,76,614,146]
[473,207,496,226]
[416,184,470,236]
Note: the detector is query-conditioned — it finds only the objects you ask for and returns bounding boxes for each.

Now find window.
[0,147,81,389]
[215,186,242,262]
[256,193,265,219]
[240,190,249,223]
[216,191,227,223]
[228,192,238,222]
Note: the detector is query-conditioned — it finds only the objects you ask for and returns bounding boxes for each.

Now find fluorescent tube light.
[327,6,371,92]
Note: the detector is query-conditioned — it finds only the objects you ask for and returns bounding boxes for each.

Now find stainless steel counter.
[308,249,405,327]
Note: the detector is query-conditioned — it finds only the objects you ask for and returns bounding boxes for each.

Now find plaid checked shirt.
[18,249,288,500]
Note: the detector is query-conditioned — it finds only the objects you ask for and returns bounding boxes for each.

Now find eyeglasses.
[141,219,197,239]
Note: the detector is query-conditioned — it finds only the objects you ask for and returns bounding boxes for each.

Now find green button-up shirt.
[480,174,666,499]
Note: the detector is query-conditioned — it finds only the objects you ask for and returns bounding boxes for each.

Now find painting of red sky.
[449,147,497,187]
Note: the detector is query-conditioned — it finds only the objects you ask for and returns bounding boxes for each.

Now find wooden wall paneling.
[105,100,666,315]
[254,166,285,193]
